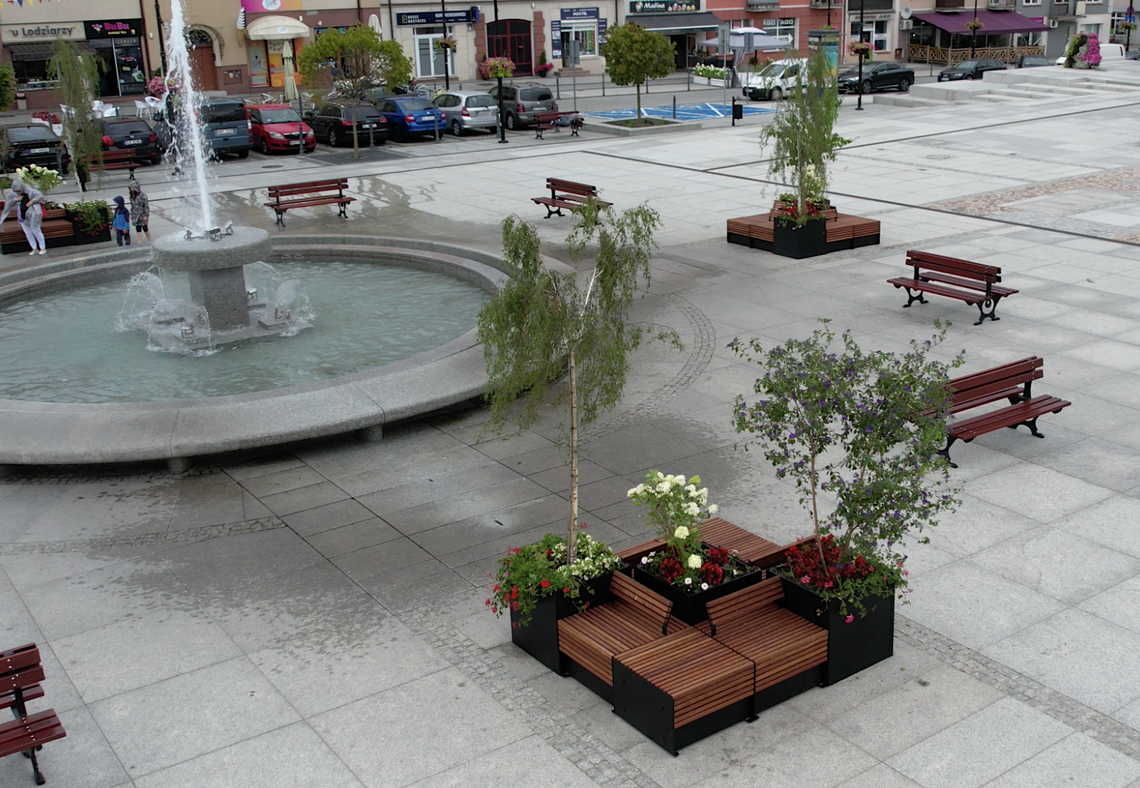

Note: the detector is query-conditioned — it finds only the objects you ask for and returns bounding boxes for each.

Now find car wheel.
[235,149,249,159]
[149,156,160,166]
[451,119,463,136]
[770,87,783,102]
[899,77,911,92]
[861,79,873,94]
[260,138,271,155]
[505,112,518,131]
[329,127,340,147]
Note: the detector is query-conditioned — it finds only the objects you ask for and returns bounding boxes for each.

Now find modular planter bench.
[727,206,881,259]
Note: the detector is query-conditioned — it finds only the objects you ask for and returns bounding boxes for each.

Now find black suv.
[836,62,915,94]
[487,83,556,130]
[938,58,1007,81]
[304,102,388,146]
[97,117,160,165]
[2,125,70,174]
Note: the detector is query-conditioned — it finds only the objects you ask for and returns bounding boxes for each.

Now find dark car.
[198,99,253,158]
[2,125,70,174]
[97,117,160,165]
[248,104,315,154]
[373,97,445,141]
[1018,54,1051,68]
[938,58,1007,81]
[487,83,556,130]
[304,102,388,147]
[836,62,914,94]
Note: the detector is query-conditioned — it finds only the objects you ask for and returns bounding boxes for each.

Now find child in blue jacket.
[112,195,131,246]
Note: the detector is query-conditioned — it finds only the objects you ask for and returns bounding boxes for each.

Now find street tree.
[49,40,104,191]
[599,24,675,125]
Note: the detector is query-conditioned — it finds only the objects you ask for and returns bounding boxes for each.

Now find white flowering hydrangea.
[674,526,689,539]
[687,554,702,569]
[627,469,718,543]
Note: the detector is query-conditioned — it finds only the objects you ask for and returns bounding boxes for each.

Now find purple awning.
[913,9,1050,34]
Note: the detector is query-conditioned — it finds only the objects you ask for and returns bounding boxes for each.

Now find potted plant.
[479,202,680,663]
[1064,33,1102,68]
[758,46,852,260]
[847,40,874,61]
[729,320,963,683]
[487,531,623,672]
[478,56,515,80]
[627,471,763,624]
[535,50,553,77]
[65,199,112,244]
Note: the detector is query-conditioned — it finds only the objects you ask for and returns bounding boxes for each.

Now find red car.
[247,104,315,154]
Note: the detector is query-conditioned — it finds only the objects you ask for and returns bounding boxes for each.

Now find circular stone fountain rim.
[0,236,562,468]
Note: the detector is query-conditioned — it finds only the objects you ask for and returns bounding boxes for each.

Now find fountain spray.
[164,0,214,231]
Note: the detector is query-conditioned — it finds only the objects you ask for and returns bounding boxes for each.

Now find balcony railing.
[809,0,841,7]
[746,0,781,9]
[907,44,1044,63]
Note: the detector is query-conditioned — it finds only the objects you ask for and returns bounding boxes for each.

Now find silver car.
[432,91,500,135]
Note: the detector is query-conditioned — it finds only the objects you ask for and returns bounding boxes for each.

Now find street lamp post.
[441,0,450,90]
[971,0,979,57]
[1128,5,1135,52]
[856,0,866,110]
[493,0,507,143]
[155,0,168,73]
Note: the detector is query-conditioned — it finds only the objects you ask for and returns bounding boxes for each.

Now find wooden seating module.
[941,356,1071,467]
[888,250,1018,326]
[726,210,880,253]
[531,177,612,219]
[264,178,355,227]
[87,149,142,173]
[0,643,66,785]
[1,208,75,254]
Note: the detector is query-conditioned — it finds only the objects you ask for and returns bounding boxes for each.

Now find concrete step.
[874,94,961,108]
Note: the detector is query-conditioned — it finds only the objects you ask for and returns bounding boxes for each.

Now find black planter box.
[72,225,112,245]
[779,576,895,685]
[772,218,828,259]
[632,559,764,626]
[509,571,613,674]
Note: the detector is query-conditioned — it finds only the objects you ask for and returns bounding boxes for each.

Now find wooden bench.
[940,356,1071,467]
[700,576,827,713]
[532,111,584,139]
[264,178,355,227]
[86,149,142,174]
[1,208,75,255]
[613,628,755,755]
[531,177,613,219]
[557,572,683,702]
[888,250,1018,326]
[0,643,66,785]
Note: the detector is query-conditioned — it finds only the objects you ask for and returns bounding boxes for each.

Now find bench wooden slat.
[890,250,1014,325]
[951,395,1071,441]
[265,178,353,227]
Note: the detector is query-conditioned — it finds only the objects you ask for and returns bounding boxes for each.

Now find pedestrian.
[0,181,47,255]
[112,195,131,246]
[128,179,151,243]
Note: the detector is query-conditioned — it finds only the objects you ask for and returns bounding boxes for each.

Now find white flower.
[708,504,719,515]
[687,554,702,569]
[683,502,700,517]
[686,484,697,494]
[701,583,709,590]
[641,556,648,564]
[674,525,689,539]
[657,481,672,494]
[684,577,693,585]
[674,475,687,486]
[698,488,709,504]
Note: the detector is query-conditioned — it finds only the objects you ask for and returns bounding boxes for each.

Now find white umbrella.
[282,39,299,102]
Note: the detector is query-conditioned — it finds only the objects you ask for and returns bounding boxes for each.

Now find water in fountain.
[165,0,213,230]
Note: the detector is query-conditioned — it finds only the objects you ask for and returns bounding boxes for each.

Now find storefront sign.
[628,1,700,12]
[1,24,85,42]
[562,7,600,20]
[396,8,476,25]
[85,20,141,39]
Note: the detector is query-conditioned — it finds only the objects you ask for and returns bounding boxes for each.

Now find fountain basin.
[0,236,531,469]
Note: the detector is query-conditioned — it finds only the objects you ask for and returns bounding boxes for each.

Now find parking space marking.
[582,103,774,122]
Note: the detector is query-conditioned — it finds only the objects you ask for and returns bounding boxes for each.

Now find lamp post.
[971,0,979,57]
[155,0,168,73]
[494,0,507,143]
[441,0,450,90]
[856,0,866,110]
[1127,5,1135,52]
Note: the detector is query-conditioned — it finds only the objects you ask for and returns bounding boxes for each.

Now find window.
[762,18,797,46]
[413,26,455,78]
[850,20,889,51]
[1021,0,1041,6]
[561,22,598,56]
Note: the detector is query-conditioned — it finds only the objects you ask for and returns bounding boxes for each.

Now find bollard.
[435,113,441,143]
[601,76,605,97]
[556,76,561,100]
[673,95,677,119]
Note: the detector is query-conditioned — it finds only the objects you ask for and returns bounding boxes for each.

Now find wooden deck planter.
[509,571,614,673]
[726,208,881,259]
[631,556,764,625]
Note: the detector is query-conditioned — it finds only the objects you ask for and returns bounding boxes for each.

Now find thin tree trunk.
[567,345,579,564]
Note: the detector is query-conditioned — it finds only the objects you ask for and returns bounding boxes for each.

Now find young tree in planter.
[478,203,678,563]
[49,40,104,191]
[759,46,850,225]
[0,64,16,112]
[297,24,412,159]
[599,24,676,125]
[729,320,964,615]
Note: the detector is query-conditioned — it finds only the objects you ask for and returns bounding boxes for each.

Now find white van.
[741,59,806,101]
[1055,41,1125,65]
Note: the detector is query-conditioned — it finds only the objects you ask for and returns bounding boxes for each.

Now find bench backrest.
[615,537,667,564]
[705,576,784,636]
[906,250,1001,284]
[547,178,598,198]
[947,356,1042,406]
[1,644,44,716]
[268,179,348,199]
[610,571,673,635]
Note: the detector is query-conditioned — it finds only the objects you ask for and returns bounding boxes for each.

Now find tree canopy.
[49,40,104,188]
[297,25,412,98]
[599,24,675,122]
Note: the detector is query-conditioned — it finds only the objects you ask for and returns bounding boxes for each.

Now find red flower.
[699,561,725,586]
[659,556,683,583]
[540,579,551,589]
[563,587,571,594]
[707,547,730,566]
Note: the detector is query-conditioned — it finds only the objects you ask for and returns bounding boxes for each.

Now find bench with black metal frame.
[531,177,613,219]
[0,643,66,785]
[532,111,584,139]
[888,250,1018,326]
[264,178,355,227]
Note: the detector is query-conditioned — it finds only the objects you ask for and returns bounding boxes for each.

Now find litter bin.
[732,102,744,120]
[15,92,27,111]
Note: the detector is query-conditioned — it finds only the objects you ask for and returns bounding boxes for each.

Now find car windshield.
[201,103,246,123]
[397,99,434,111]
[466,95,495,107]
[258,109,302,123]
[8,127,56,143]
[759,62,788,77]
[956,60,979,69]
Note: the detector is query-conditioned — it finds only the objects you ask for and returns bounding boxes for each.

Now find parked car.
[741,59,805,101]
[1127,49,1140,60]
[938,58,1007,81]
[248,104,315,154]
[487,83,556,130]
[373,96,446,140]
[304,102,388,147]
[431,91,499,135]
[96,117,160,165]
[836,62,914,94]
[2,125,70,175]
[1018,54,1052,68]
[198,98,253,158]
[1056,41,1125,65]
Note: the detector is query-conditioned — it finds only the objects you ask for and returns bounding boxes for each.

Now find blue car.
[374,97,445,141]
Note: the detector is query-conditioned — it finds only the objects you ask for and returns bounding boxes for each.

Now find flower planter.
[772,219,828,260]
[71,224,112,245]
[509,571,614,673]
[779,576,895,685]
[632,559,764,626]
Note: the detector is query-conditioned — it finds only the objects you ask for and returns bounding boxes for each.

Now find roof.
[912,9,1049,34]
[626,12,723,32]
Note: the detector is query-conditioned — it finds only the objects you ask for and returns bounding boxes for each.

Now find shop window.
[850,20,889,51]
[414,26,455,78]
[560,22,597,56]
[248,41,269,87]
[762,18,797,46]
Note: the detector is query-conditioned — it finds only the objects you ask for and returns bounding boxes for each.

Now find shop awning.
[246,15,311,40]
[6,42,96,61]
[912,9,1049,34]
[626,12,723,33]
